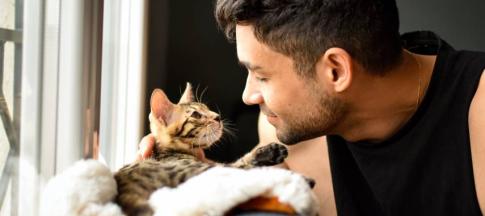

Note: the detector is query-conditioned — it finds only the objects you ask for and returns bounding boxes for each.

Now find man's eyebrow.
[238,60,262,71]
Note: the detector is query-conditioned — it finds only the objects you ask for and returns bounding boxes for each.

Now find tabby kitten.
[114,83,288,216]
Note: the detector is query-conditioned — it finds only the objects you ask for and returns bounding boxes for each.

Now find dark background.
[144,0,485,162]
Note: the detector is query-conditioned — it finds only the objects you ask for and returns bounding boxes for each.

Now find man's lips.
[260,106,278,125]
[266,114,278,125]
[263,112,277,117]
[260,106,277,117]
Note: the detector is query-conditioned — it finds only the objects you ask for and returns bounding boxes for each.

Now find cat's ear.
[178,82,194,104]
[150,89,174,124]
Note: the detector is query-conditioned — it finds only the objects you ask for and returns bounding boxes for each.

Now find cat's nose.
[214,116,221,122]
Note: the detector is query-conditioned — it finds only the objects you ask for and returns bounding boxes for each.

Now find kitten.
[114,83,288,216]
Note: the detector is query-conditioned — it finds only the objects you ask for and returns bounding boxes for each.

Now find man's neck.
[336,50,436,143]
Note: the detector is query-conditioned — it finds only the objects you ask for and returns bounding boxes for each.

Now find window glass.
[0,0,22,215]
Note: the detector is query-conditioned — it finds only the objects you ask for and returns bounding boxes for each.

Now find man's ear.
[316,48,353,93]
[178,82,194,104]
[150,89,174,124]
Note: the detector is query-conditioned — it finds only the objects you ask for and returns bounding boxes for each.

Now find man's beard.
[276,91,346,145]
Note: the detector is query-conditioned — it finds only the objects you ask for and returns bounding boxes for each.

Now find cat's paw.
[251,143,288,166]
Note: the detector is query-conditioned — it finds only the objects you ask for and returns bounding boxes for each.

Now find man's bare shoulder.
[468,69,485,214]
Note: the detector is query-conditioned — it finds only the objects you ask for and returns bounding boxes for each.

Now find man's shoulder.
[468,68,485,214]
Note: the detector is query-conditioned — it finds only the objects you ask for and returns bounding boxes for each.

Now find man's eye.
[191,111,202,119]
[256,77,268,82]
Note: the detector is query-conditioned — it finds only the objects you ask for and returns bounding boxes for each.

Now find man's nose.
[242,77,263,105]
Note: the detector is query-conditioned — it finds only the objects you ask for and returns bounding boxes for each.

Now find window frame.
[99,0,148,170]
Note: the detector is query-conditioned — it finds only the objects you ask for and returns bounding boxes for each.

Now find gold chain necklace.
[413,54,423,111]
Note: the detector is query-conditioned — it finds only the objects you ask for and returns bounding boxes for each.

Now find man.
[141,0,485,215]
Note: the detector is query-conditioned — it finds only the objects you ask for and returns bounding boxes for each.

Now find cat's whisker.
[221,132,236,144]
[205,135,210,147]
[195,84,201,103]
[199,86,208,103]
[221,118,233,125]
[211,133,225,147]
[223,133,236,143]
[179,84,187,97]
[223,126,236,136]
[215,105,222,117]
[217,121,234,143]
[221,121,233,127]
[221,121,236,129]
[206,140,220,151]
[221,120,237,135]
[221,132,236,143]
[218,135,229,144]
[224,127,237,135]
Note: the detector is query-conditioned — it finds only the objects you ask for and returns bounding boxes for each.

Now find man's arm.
[257,112,337,216]
[469,69,485,214]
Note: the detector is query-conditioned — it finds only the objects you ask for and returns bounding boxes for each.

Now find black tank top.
[327,31,485,216]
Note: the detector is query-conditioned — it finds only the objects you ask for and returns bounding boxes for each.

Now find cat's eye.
[191,111,202,119]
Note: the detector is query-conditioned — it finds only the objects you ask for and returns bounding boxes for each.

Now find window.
[0,0,148,215]
[0,0,22,215]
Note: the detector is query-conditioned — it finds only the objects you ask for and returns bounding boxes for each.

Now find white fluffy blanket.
[41,159,318,216]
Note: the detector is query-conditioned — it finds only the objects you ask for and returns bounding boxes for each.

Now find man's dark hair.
[215,0,403,76]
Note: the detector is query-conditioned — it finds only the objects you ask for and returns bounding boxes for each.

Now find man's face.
[236,25,345,144]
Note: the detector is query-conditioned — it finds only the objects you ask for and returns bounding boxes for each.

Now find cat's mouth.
[191,143,209,148]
